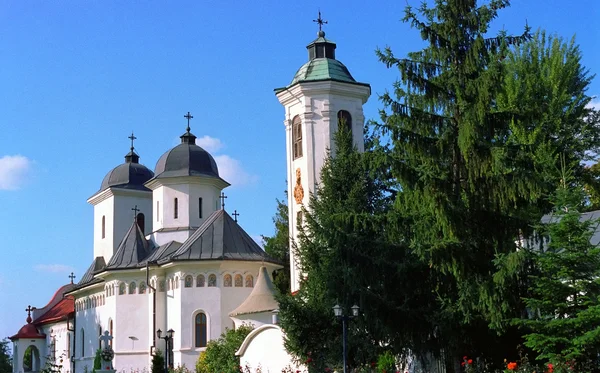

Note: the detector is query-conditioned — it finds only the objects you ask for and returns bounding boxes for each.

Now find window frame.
[194,312,208,348]
[292,115,303,159]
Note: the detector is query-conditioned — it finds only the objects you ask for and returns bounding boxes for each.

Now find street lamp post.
[156,328,174,373]
[333,304,359,373]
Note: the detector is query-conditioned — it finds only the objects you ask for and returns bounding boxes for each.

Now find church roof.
[107,220,154,269]
[166,210,278,263]
[289,58,360,86]
[34,297,74,326]
[141,241,182,265]
[10,322,45,341]
[229,266,279,316]
[97,136,154,195]
[78,256,107,287]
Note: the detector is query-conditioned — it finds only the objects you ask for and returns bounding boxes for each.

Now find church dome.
[98,134,154,193]
[153,126,220,179]
[290,58,357,86]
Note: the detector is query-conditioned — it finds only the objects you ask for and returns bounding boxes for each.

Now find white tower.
[146,113,230,246]
[275,26,371,292]
[88,134,154,263]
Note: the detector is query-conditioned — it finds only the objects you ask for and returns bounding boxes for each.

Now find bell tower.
[275,15,371,293]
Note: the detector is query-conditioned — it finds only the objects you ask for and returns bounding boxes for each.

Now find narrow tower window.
[174,198,178,219]
[292,115,303,159]
[156,201,160,222]
[194,313,207,348]
[137,213,145,234]
[337,110,352,133]
[101,216,106,239]
[199,198,203,219]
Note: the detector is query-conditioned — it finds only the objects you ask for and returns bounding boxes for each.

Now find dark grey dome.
[153,131,220,179]
[99,151,154,192]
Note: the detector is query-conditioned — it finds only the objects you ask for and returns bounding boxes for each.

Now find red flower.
[371,362,376,368]
[306,358,313,364]
[468,359,473,365]
[507,362,517,371]
[105,367,110,370]
[547,363,554,373]
[463,356,468,360]
[461,362,465,367]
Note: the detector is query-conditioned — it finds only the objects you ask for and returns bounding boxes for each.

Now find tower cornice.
[276,80,371,107]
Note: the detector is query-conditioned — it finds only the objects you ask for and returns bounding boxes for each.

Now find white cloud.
[196,135,224,153]
[587,97,600,111]
[214,154,258,187]
[0,155,33,190]
[34,264,75,273]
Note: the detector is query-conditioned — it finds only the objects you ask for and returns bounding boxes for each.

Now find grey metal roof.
[107,220,154,269]
[152,131,225,181]
[229,266,279,316]
[541,209,600,245]
[166,209,277,263]
[142,241,182,265]
[99,158,154,194]
[78,256,106,286]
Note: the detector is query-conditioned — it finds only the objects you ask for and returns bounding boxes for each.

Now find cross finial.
[128,132,137,152]
[25,305,35,323]
[69,272,76,284]
[219,192,228,210]
[313,10,328,32]
[132,205,140,221]
[184,111,193,132]
[232,210,239,223]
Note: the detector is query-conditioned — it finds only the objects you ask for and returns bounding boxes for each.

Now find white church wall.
[39,322,72,373]
[231,312,274,329]
[113,192,152,239]
[74,290,105,373]
[93,195,115,261]
[237,325,303,373]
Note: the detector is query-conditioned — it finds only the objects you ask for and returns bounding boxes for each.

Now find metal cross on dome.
[25,305,34,317]
[232,210,239,223]
[184,111,193,132]
[313,10,328,32]
[69,272,76,284]
[128,132,136,152]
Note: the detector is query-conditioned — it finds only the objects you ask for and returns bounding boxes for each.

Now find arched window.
[194,313,207,348]
[223,274,232,287]
[292,115,302,159]
[80,328,85,357]
[67,333,71,358]
[119,283,126,295]
[101,216,106,239]
[175,276,179,289]
[337,110,352,133]
[174,198,178,219]
[98,327,102,350]
[208,274,217,287]
[139,282,147,294]
[245,275,254,288]
[157,201,160,222]
[234,274,243,287]
[199,198,203,219]
[159,279,165,292]
[137,213,145,234]
[185,275,193,288]
[167,278,172,291]
[129,282,136,294]
[196,275,205,287]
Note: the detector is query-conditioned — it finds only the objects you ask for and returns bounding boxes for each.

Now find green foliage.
[202,324,253,373]
[168,363,191,373]
[151,348,165,373]
[40,354,63,373]
[23,346,32,371]
[376,351,396,373]
[262,195,290,294]
[93,348,102,371]
[195,352,208,373]
[514,168,600,369]
[0,339,12,373]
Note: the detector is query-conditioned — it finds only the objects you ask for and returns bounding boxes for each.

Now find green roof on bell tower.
[275,30,370,93]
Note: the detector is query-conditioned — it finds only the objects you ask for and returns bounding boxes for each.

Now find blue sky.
[0,0,598,340]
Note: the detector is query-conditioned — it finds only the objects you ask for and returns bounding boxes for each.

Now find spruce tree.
[277,124,437,370]
[0,339,11,373]
[375,0,534,364]
[262,195,290,294]
[516,170,600,370]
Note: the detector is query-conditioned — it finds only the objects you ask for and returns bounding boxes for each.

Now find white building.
[10,23,370,373]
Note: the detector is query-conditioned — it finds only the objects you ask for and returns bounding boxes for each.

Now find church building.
[10,20,370,373]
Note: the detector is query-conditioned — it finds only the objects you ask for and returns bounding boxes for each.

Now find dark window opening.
[292,115,302,159]
[195,313,207,347]
[174,198,178,219]
[337,110,352,133]
[199,198,203,219]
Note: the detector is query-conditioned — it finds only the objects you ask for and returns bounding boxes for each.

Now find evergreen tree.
[374,0,544,365]
[262,195,290,294]
[277,125,435,370]
[151,349,165,373]
[515,169,600,370]
[0,339,11,373]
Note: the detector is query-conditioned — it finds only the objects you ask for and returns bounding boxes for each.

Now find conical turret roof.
[229,266,279,316]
